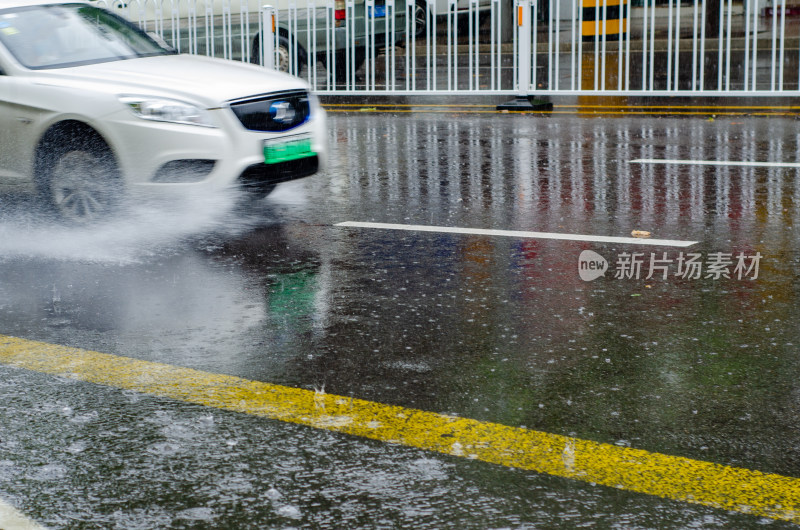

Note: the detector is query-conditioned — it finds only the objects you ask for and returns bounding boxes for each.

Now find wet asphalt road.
[0,110,799,528]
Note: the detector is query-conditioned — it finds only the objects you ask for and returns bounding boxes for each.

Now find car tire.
[414,0,427,37]
[478,10,491,28]
[39,134,121,224]
[319,48,366,83]
[251,34,308,75]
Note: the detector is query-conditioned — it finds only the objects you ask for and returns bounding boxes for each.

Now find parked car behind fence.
[92,0,412,82]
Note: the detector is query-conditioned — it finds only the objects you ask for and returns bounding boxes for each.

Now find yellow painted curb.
[321,103,800,117]
[1,334,798,523]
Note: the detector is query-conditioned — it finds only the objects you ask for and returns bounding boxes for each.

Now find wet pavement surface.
[0,111,799,528]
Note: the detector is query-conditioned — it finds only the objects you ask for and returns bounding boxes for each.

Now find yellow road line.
[1,334,799,523]
[323,103,499,108]
[559,104,800,110]
[322,102,800,111]
[0,498,47,530]
[324,107,800,117]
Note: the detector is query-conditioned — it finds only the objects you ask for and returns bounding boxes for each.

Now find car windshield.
[0,4,173,70]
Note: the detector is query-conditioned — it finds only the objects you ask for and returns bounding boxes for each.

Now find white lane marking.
[0,499,47,530]
[630,158,800,168]
[335,222,698,247]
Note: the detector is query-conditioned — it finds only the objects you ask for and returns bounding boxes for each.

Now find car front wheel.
[251,35,307,75]
[414,1,427,37]
[40,137,121,224]
[318,48,367,82]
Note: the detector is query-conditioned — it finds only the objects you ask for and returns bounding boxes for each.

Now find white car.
[0,0,327,223]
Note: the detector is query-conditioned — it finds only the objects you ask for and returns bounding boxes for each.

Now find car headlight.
[118,96,217,128]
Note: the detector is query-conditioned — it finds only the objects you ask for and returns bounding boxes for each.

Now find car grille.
[229,90,311,132]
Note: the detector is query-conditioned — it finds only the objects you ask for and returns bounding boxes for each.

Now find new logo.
[578,250,608,281]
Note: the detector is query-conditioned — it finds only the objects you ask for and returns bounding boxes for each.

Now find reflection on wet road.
[0,112,799,528]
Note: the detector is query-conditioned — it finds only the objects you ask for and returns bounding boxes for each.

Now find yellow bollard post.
[581,0,628,41]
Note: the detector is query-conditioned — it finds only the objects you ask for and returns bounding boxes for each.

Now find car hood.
[37,54,308,107]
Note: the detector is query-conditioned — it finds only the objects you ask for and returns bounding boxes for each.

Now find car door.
[0,57,24,184]
[0,61,45,190]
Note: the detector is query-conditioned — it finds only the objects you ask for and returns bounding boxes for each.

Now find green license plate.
[264,135,315,164]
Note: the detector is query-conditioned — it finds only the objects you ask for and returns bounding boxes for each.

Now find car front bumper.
[99,98,327,198]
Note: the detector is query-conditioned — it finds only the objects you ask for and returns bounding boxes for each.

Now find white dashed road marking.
[335,222,699,248]
[630,159,800,168]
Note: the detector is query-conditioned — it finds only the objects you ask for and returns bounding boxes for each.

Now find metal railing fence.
[95,0,800,96]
